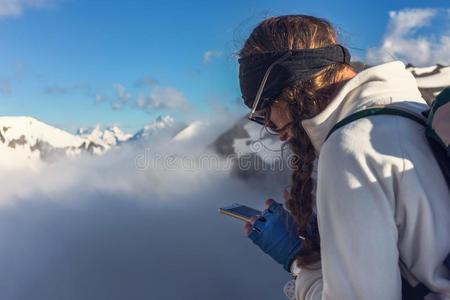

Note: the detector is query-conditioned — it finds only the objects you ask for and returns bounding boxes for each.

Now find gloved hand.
[246,199,302,271]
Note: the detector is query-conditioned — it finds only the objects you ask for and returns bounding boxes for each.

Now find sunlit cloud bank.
[95,82,190,114]
[0,118,292,300]
[367,8,450,66]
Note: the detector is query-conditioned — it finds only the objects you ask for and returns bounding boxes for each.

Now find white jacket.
[286,61,450,300]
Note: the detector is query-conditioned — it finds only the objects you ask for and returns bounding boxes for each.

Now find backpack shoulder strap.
[325,106,427,142]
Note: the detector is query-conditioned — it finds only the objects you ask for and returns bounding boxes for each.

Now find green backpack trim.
[428,87,450,119]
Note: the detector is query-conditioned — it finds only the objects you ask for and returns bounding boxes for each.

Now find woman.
[238,15,450,299]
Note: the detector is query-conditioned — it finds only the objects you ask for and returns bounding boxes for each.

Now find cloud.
[136,86,189,112]
[0,0,53,17]
[111,83,132,110]
[134,77,158,88]
[44,86,71,94]
[94,93,107,104]
[44,84,93,96]
[43,79,189,114]
[202,50,222,64]
[0,124,290,300]
[366,8,450,66]
[96,79,191,114]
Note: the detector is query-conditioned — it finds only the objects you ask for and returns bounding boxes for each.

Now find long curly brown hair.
[239,15,354,269]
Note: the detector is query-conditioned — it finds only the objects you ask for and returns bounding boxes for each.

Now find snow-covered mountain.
[173,121,205,141]
[406,64,450,102]
[77,125,132,149]
[209,116,292,188]
[0,116,107,170]
[131,115,177,141]
[351,62,450,103]
[0,114,211,169]
[130,115,208,144]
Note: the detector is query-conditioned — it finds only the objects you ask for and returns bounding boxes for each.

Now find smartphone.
[218,203,262,223]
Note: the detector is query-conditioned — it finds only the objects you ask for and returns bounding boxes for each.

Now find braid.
[283,79,327,268]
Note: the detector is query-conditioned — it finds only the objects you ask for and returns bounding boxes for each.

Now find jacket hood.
[301,61,428,153]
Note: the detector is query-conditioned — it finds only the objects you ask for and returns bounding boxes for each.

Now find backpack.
[325,87,450,300]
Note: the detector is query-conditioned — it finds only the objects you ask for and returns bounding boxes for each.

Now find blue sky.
[0,0,449,133]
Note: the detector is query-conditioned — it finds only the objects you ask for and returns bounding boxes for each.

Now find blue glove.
[247,201,302,271]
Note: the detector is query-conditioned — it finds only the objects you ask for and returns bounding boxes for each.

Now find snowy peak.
[131,115,175,141]
[130,115,209,144]
[0,116,108,169]
[352,62,449,103]
[406,64,450,101]
[173,121,204,141]
[107,126,132,143]
[77,125,132,147]
[1,116,85,149]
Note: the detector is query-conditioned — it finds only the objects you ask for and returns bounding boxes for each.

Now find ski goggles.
[247,51,293,126]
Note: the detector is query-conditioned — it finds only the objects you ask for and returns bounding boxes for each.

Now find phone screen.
[219,203,262,222]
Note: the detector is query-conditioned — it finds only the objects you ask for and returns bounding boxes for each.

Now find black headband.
[238,44,351,111]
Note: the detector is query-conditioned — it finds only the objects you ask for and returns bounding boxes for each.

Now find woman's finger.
[264,198,275,209]
[244,215,260,235]
[244,222,252,235]
[249,215,259,224]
